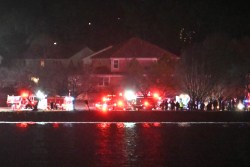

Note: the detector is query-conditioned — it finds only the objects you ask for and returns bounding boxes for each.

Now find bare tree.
[124,58,152,96]
[148,55,180,97]
[179,34,248,101]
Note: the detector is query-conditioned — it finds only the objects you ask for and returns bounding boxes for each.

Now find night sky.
[0,0,249,58]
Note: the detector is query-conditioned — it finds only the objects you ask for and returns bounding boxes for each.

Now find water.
[0,122,250,167]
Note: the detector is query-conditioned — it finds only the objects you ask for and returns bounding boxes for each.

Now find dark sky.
[0,0,249,58]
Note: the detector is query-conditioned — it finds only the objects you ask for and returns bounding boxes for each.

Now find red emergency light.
[144,101,149,106]
[153,93,159,99]
[117,100,123,107]
[21,92,29,98]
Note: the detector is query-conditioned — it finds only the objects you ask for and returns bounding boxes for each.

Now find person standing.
[200,102,205,111]
[176,101,180,111]
[180,99,184,111]
[170,101,175,111]
[165,100,169,111]
[213,100,218,111]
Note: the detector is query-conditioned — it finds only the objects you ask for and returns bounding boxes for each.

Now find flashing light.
[36,90,46,99]
[21,92,29,98]
[124,90,136,101]
[176,94,190,106]
[237,102,245,111]
[117,100,123,106]
[102,103,108,111]
[102,97,108,102]
[244,99,249,103]
[64,96,74,111]
[153,93,159,99]
[144,101,149,106]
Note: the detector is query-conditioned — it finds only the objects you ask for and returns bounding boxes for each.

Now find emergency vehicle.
[7,94,38,110]
[243,93,250,111]
[47,96,74,111]
[7,94,74,111]
[95,94,130,111]
[131,96,160,111]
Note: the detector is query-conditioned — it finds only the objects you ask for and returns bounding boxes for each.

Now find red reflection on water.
[142,122,161,128]
[116,123,124,128]
[97,123,111,129]
[153,122,161,127]
[142,123,151,128]
[16,122,28,128]
[53,122,59,128]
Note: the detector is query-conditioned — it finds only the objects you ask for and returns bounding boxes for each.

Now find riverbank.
[0,110,250,122]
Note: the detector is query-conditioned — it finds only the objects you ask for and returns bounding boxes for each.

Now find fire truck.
[95,94,130,111]
[131,96,159,111]
[7,94,74,111]
[47,96,74,111]
[95,92,162,111]
[7,94,38,110]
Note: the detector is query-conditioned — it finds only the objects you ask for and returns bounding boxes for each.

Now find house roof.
[69,47,94,61]
[91,37,178,59]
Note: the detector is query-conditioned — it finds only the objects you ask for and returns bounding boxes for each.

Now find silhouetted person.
[200,102,205,111]
[207,102,212,111]
[179,100,184,110]
[165,100,169,111]
[50,102,54,110]
[232,99,236,111]
[32,101,38,111]
[170,101,175,110]
[176,101,180,111]
[221,100,225,111]
[160,101,165,110]
[213,100,218,111]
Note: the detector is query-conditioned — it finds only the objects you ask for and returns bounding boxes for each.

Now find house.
[68,47,94,67]
[13,47,93,69]
[90,37,179,90]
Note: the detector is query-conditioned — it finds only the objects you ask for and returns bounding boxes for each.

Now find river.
[0,122,250,167]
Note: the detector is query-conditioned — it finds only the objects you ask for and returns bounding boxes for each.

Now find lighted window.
[113,60,119,69]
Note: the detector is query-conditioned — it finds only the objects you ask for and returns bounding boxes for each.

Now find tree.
[179,43,214,102]
[148,55,180,97]
[123,58,152,96]
[179,34,248,101]
[235,37,250,96]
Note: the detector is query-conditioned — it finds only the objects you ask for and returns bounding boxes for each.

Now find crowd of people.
[160,98,247,111]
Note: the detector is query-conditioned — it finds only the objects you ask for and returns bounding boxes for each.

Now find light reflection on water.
[0,122,250,167]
